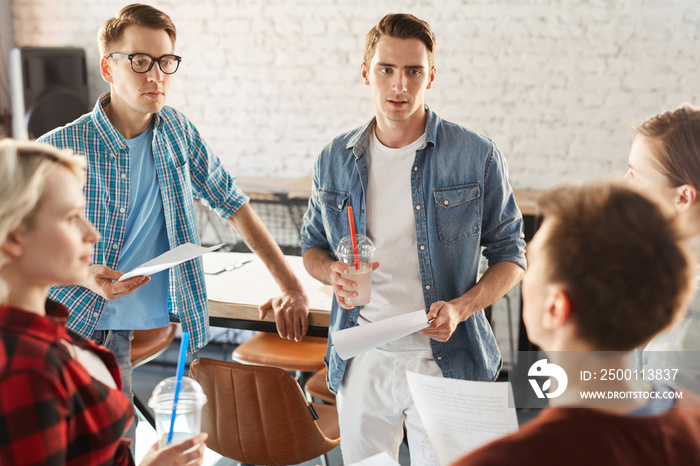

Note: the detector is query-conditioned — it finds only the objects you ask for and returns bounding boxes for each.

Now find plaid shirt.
[0,301,133,465]
[38,93,249,352]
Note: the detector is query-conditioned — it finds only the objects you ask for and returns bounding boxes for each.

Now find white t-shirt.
[360,129,432,355]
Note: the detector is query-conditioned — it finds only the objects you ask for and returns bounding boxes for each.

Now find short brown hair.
[98,4,177,56]
[635,104,700,190]
[536,182,695,351]
[364,13,436,68]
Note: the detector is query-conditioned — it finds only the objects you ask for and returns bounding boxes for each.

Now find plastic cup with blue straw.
[167,331,189,445]
[148,332,207,447]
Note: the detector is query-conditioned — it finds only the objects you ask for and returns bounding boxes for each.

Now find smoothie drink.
[341,262,373,306]
[336,234,376,307]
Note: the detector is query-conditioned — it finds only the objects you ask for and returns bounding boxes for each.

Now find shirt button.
[425,285,431,290]
[338,204,343,209]
[362,170,367,176]
[93,312,99,317]
[119,207,125,213]
[416,205,421,210]
[437,356,443,361]
[413,166,418,172]
[112,243,118,249]
[420,245,426,251]
[120,173,126,179]
[361,209,365,214]
[444,200,450,205]
[349,321,355,326]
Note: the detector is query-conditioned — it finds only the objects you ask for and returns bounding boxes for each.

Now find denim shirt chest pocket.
[433,183,481,243]
[318,188,350,250]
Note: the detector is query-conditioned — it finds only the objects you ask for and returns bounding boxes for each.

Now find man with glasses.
[37,3,310,446]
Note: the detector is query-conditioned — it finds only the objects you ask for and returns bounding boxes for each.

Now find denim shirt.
[301,107,527,394]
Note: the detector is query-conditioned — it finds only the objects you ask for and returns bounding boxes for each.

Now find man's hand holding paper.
[83,264,150,301]
[420,300,471,343]
[84,242,223,301]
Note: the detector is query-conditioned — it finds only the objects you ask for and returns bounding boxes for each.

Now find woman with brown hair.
[625,104,700,393]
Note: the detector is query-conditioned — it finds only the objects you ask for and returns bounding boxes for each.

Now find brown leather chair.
[304,367,336,405]
[231,332,328,372]
[130,324,178,426]
[189,357,340,465]
[232,332,328,398]
[131,324,178,367]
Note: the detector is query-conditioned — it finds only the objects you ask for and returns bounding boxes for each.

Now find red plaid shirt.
[0,301,133,465]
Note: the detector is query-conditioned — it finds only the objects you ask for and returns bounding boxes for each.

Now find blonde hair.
[0,139,85,300]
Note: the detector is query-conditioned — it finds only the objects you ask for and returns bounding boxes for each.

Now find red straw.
[347,206,360,271]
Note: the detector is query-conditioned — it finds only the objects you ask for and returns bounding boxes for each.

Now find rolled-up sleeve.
[300,153,331,254]
[480,142,527,270]
[187,120,249,219]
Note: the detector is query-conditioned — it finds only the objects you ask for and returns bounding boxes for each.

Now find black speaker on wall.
[10,47,90,140]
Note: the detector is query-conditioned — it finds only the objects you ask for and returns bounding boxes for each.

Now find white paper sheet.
[407,371,519,466]
[117,243,224,282]
[330,310,429,360]
[345,452,401,466]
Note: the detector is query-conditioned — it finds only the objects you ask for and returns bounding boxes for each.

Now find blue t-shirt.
[96,122,170,330]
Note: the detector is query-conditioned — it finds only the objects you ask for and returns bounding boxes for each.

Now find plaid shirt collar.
[0,300,73,346]
[90,92,165,154]
[0,300,118,373]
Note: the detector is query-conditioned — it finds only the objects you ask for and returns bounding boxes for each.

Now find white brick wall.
[11,0,700,189]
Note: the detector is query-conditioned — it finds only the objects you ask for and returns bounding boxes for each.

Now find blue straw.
[167,331,189,445]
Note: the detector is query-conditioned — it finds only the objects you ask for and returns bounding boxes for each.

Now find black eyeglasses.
[106,53,182,74]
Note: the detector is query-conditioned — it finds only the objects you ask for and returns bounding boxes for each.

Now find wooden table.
[204,251,332,337]
[513,189,541,218]
[236,176,313,202]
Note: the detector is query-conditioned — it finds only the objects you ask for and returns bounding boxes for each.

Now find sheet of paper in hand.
[117,243,224,282]
[330,309,429,360]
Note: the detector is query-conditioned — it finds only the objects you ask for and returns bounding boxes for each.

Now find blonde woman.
[625,104,700,393]
[0,140,206,465]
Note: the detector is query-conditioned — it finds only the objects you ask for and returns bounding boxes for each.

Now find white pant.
[336,349,442,466]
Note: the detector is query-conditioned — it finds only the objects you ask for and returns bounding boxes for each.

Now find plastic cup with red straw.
[336,206,375,307]
[347,206,361,271]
